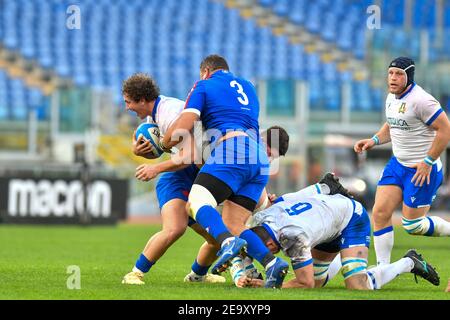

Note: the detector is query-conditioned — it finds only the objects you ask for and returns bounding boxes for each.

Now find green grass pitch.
[0,224,449,300]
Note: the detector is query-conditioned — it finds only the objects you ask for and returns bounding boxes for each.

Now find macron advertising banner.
[0,176,128,225]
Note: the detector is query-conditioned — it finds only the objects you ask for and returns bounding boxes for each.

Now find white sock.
[230,256,245,284]
[319,183,330,195]
[367,257,413,289]
[373,226,394,265]
[132,266,144,275]
[328,254,342,280]
[293,184,329,198]
[428,216,450,236]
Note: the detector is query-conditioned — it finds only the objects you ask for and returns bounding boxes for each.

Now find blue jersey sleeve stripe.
[261,223,281,248]
[272,196,284,204]
[425,108,443,126]
[292,259,313,270]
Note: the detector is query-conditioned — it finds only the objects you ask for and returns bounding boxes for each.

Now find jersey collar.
[262,223,281,249]
[398,82,416,100]
[211,69,230,78]
[151,96,161,122]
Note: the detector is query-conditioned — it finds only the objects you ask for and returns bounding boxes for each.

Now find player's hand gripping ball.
[135,123,164,157]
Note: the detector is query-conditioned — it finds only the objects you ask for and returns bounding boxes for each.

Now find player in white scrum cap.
[354,57,450,266]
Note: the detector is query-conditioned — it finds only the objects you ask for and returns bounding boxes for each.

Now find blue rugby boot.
[264,257,289,288]
[211,237,247,275]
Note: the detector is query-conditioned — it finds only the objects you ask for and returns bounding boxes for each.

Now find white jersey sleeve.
[385,84,444,166]
[152,95,185,135]
[412,93,442,125]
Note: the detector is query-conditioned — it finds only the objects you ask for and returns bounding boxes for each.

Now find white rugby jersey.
[146,95,185,135]
[145,95,206,156]
[385,83,443,167]
[253,193,361,265]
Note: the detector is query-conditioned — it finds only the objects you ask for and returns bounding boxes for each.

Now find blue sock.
[191,259,210,276]
[195,205,231,241]
[240,230,273,267]
[135,254,154,273]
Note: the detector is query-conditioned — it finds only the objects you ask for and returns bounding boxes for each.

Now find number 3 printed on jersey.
[230,80,249,106]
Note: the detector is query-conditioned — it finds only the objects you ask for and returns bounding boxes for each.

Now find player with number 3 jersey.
[161,54,289,288]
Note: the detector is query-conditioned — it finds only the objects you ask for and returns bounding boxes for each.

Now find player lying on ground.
[210,173,352,287]
[354,56,450,267]
[237,187,440,289]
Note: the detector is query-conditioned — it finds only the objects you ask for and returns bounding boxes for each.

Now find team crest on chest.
[398,102,406,114]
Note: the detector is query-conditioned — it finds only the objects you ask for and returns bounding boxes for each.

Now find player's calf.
[313,260,332,287]
[341,257,370,290]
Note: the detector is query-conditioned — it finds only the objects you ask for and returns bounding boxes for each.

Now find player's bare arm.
[282,264,315,289]
[135,135,198,182]
[354,122,391,154]
[161,112,199,151]
[135,160,191,182]
[411,112,450,187]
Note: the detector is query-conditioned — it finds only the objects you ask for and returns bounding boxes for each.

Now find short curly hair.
[122,73,160,102]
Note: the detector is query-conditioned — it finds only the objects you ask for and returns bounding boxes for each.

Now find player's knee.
[185,202,191,215]
[206,241,221,252]
[222,214,245,236]
[341,257,368,288]
[313,260,330,287]
[402,216,433,236]
[165,226,186,242]
[372,207,392,224]
[188,184,218,219]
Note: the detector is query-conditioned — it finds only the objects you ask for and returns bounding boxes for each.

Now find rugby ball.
[135,123,164,157]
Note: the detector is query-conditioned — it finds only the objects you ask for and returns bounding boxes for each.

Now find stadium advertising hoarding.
[0,176,128,224]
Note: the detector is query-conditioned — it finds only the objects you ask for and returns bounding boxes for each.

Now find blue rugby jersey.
[183,70,260,139]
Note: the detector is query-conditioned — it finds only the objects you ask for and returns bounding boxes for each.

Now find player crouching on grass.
[236,182,440,290]
[214,173,354,287]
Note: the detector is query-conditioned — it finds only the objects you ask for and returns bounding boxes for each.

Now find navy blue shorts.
[156,164,199,226]
[200,136,270,203]
[378,156,443,208]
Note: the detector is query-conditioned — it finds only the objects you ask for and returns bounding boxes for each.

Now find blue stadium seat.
[0,0,404,111]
